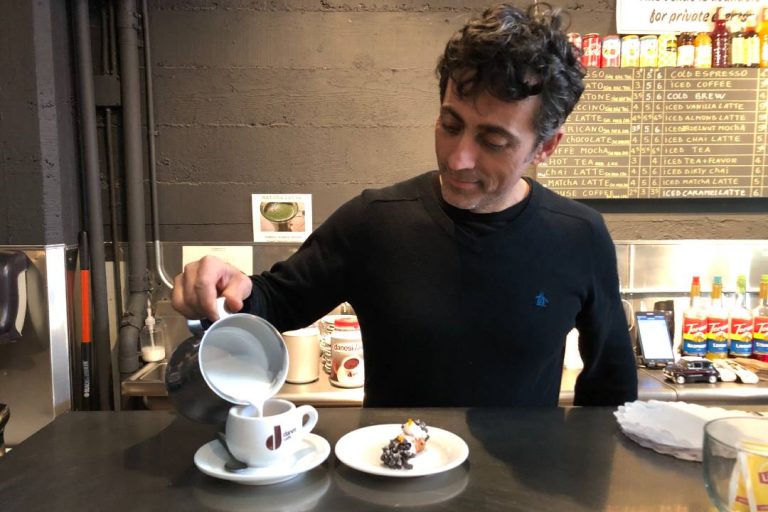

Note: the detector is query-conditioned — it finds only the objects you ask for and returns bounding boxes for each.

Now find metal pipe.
[141,0,173,290]
[116,0,148,375]
[105,1,125,410]
[74,0,112,410]
[104,1,123,410]
[100,5,108,74]
[104,109,123,410]
[109,1,117,76]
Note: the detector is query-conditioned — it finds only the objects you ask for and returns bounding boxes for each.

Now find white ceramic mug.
[225,398,318,467]
[282,327,320,384]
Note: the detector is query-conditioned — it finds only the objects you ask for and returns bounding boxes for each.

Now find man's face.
[434,81,561,213]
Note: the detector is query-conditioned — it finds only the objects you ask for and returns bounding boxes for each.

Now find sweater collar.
[418,171,540,235]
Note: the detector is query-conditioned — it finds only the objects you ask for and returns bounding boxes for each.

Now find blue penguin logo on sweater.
[535,292,549,308]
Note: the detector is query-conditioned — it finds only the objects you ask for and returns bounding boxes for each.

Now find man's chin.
[441,190,480,211]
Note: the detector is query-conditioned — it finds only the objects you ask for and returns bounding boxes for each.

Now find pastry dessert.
[380,418,429,469]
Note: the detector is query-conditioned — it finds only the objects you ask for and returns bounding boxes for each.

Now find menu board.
[538,68,768,199]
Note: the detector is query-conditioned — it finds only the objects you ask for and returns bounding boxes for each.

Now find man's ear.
[532,129,564,165]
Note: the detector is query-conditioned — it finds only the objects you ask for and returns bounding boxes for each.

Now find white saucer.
[194,433,330,485]
[335,424,469,478]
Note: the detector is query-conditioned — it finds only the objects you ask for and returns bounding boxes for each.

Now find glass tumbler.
[702,416,768,512]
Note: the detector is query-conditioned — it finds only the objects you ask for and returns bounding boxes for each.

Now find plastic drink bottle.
[706,276,729,360]
[694,31,713,68]
[728,275,753,357]
[676,32,695,67]
[682,276,708,357]
[744,15,760,67]
[711,11,731,68]
[753,274,768,362]
[759,8,768,68]
[729,18,747,67]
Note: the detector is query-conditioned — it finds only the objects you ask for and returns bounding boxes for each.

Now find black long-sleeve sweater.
[244,171,638,407]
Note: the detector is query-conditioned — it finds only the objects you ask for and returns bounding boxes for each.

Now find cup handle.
[187,297,232,336]
[296,405,318,435]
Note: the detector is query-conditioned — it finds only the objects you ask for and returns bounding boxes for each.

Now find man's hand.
[171,255,253,320]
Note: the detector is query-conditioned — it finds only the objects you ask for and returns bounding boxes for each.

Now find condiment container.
[330,316,364,388]
[140,305,166,362]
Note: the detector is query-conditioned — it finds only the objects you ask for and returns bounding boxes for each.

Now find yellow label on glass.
[737,440,768,511]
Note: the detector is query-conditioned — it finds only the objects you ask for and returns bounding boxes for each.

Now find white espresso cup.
[225,398,318,467]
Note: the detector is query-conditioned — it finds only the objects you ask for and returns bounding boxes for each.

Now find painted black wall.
[1,0,766,246]
[0,0,80,246]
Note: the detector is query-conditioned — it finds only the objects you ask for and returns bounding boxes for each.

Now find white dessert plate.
[334,424,469,478]
[194,433,330,485]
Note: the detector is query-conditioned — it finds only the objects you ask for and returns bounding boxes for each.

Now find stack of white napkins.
[614,400,754,461]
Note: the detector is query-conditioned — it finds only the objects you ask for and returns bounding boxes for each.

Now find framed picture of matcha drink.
[252,193,313,242]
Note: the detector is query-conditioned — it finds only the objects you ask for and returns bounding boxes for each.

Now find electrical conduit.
[116,0,148,376]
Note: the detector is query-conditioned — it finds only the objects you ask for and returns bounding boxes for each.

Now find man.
[172,3,638,407]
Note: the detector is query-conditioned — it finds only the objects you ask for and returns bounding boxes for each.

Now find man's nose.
[446,134,477,171]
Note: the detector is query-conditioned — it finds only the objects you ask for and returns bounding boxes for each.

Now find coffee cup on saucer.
[225,398,319,467]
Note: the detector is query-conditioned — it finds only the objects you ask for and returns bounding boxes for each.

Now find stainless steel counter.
[543,368,678,405]
[120,363,768,408]
[277,373,364,406]
[640,368,768,406]
[121,361,366,407]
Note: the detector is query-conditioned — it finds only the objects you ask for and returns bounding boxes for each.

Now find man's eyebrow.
[479,124,517,143]
[439,105,462,121]
[440,104,520,145]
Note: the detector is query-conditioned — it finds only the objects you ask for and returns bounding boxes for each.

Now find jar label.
[330,339,364,388]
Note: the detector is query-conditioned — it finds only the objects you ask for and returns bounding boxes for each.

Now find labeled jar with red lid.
[330,316,364,388]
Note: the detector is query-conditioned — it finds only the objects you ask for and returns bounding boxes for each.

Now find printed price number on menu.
[538,68,768,200]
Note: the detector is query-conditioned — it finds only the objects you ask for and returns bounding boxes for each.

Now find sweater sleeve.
[573,217,638,406]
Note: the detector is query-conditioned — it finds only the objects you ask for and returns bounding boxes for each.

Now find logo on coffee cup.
[266,425,282,450]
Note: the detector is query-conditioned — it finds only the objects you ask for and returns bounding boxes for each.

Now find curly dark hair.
[436,3,585,144]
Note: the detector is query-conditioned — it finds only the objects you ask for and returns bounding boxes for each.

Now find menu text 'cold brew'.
[538,68,768,199]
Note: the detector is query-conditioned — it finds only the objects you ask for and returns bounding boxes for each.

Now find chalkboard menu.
[538,68,768,199]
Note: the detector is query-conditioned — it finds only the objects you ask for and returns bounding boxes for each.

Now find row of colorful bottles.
[570,6,768,68]
[681,274,768,361]
[704,7,768,68]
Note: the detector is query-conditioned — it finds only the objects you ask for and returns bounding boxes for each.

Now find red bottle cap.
[334,317,360,329]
